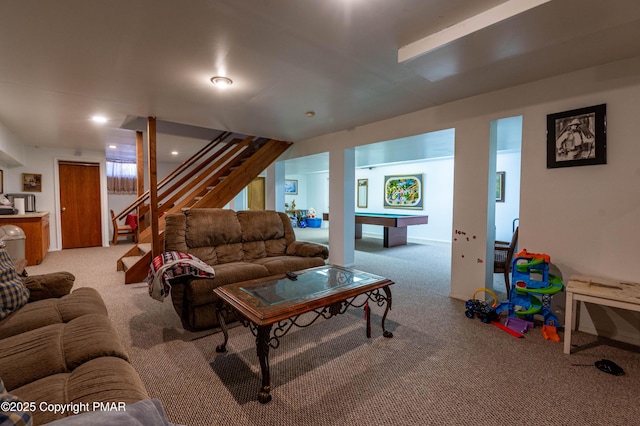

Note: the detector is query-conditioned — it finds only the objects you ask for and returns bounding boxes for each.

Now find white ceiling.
[1,0,640,164]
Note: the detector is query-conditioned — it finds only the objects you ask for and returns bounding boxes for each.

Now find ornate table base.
[215,287,393,404]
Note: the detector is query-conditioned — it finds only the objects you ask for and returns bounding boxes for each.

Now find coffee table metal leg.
[365,301,371,338]
[256,324,273,403]
[215,300,229,353]
[381,286,393,338]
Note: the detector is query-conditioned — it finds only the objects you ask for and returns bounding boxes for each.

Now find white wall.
[284,55,640,345]
[495,152,521,242]
[354,159,454,243]
[0,122,26,168]
[1,146,108,251]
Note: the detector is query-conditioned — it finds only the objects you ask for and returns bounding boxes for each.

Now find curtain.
[107,161,137,194]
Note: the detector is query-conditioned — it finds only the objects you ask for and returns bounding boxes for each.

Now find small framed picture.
[0,170,3,193]
[496,171,505,202]
[284,179,298,195]
[547,104,607,168]
[22,173,42,192]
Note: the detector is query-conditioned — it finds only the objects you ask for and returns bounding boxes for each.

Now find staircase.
[115,133,292,284]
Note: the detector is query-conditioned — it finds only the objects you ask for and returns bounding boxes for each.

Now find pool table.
[322,212,428,247]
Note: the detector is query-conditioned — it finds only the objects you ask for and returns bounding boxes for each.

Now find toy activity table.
[564,275,640,354]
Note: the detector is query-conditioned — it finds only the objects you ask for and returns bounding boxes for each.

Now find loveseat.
[0,251,151,425]
[162,208,329,330]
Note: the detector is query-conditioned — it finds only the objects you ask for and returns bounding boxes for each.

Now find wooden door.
[247,177,265,210]
[59,161,102,248]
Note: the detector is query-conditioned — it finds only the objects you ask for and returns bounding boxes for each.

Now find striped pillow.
[0,249,29,320]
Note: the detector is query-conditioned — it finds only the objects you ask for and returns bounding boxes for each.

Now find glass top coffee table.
[214,264,394,403]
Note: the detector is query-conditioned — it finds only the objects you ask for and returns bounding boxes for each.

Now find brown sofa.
[0,268,150,425]
[163,208,329,330]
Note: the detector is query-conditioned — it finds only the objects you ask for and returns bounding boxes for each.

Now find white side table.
[564,275,640,354]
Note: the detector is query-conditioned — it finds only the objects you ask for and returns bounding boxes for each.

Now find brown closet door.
[59,161,102,248]
[247,177,265,210]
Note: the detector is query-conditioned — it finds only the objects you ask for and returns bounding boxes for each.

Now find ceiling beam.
[398,0,552,63]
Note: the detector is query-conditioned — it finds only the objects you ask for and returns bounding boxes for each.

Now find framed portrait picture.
[547,104,606,168]
[383,174,423,209]
[0,170,3,193]
[357,179,368,208]
[22,173,42,192]
[284,179,298,195]
[496,171,505,202]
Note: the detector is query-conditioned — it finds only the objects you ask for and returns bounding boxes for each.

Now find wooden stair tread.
[121,255,143,271]
[137,243,152,254]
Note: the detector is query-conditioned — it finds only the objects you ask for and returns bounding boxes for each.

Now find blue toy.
[493,249,564,341]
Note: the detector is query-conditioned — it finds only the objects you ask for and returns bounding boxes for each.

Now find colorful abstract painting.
[383,174,423,209]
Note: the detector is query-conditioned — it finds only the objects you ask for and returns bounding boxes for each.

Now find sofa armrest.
[286,241,329,259]
[24,272,76,302]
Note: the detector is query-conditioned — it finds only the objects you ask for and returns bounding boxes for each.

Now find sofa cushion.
[11,357,149,425]
[252,255,327,275]
[24,271,75,302]
[0,250,30,321]
[185,208,242,248]
[0,378,32,426]
[0,287,108,340]
[238,210,289,259]
[183,262,270,306]
[0,314,129,391]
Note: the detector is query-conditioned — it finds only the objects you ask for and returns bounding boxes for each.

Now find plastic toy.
[493,249,564,341]
[464,288,499,323]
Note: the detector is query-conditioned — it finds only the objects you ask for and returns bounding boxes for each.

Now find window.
[106,161,137,194]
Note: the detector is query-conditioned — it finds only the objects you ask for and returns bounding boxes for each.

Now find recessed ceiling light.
[108,145,117,149]
[210,76,233,88]
[92,115,108,124]
[171,151,178,155]
[305,111,316,117]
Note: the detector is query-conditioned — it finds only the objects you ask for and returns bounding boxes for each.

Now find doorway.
[492,116,522,242]
[58,161,103,248]
[247,177,265,210]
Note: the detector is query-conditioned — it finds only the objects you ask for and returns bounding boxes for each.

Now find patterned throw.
[0,249,29,320]
[147,252,215,302]
[0,378,32,426]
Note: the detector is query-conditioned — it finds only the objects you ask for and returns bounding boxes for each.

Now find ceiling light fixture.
[171,151,178,155]
[108,145,117,149]
[210,76,233,88]
[92,115,108,124]
[305,111,316,117]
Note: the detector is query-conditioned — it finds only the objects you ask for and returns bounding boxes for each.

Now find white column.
[450,120,491,300]
[266,162,285,211]
[328,147,355,267]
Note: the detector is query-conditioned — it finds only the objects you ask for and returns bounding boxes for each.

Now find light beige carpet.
[26,241,640,426]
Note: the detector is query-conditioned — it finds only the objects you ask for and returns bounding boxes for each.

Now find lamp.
[210,76,233,88]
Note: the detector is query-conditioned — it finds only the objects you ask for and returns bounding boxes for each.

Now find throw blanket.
[147,252,215,302]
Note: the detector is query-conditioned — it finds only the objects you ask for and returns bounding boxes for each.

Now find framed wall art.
[357,179,368,208]
[383,174,423,209]
[22,173,42,192]
[547,104,606,168]
[284,179,298,195]
[0,170,3,193]
[496,171,505,202]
